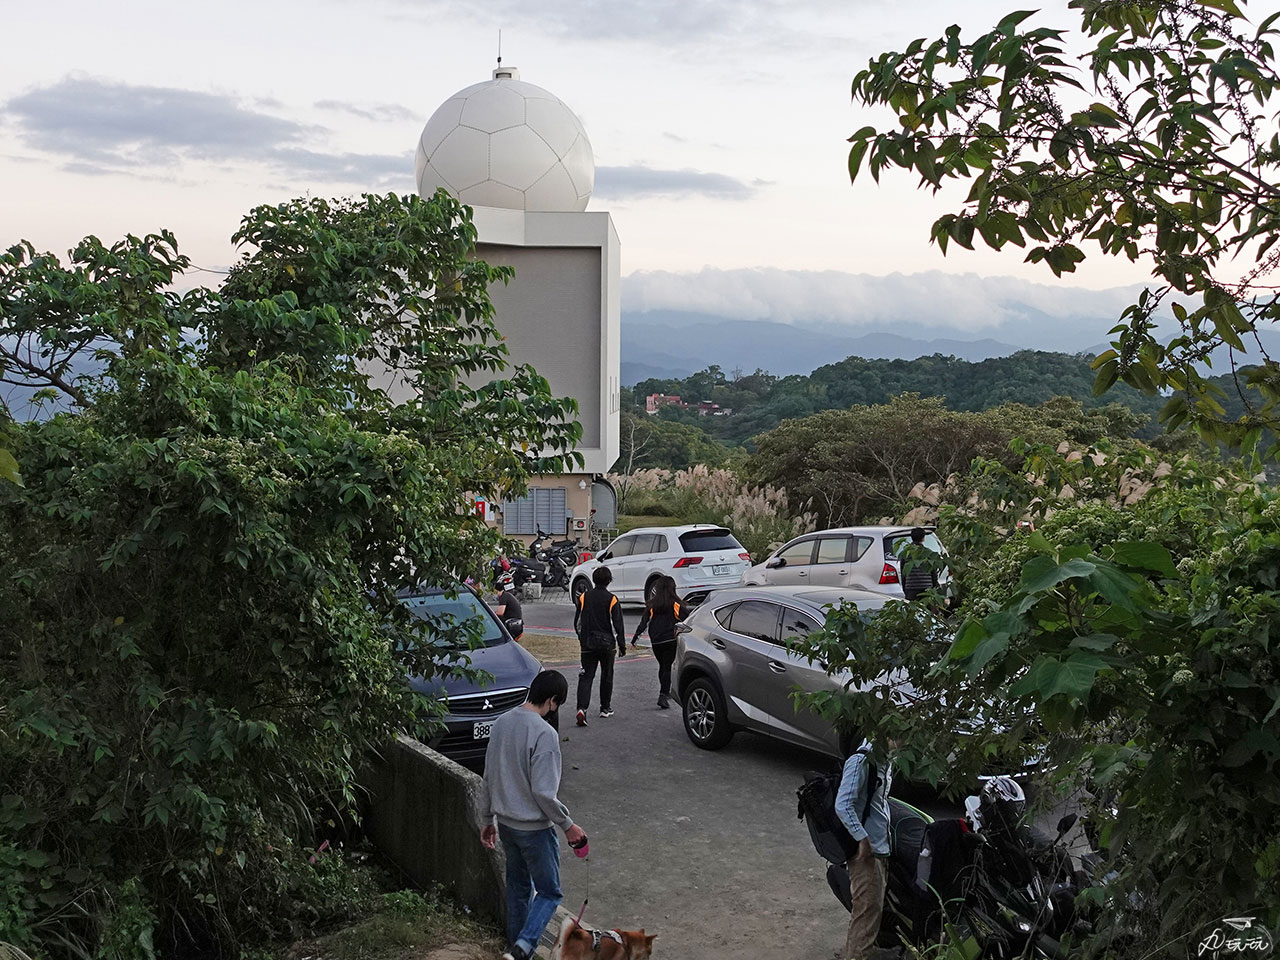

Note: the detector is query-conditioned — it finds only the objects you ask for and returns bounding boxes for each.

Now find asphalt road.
[520,595,649,637]
[536,630,956,960]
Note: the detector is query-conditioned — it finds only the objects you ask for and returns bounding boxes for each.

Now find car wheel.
[571,577,589,603]
[682,676,733,750]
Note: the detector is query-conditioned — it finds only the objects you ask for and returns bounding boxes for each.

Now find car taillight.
[879,562,899,585]
[738,553,752,561]
[673,556,703,568]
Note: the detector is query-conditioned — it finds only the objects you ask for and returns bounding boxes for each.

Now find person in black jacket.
[573,566,626,726]
[632,575,686,709]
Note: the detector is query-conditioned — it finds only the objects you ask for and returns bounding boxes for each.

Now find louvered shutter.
[502,495,537,535]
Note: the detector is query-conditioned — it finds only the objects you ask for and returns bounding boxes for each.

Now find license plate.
[473,720,494,740]
[712,564,731,576]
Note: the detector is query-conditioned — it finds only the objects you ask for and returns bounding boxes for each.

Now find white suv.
[571,525,751,605]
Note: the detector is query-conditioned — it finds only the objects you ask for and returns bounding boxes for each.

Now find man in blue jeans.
[480,670,587,960]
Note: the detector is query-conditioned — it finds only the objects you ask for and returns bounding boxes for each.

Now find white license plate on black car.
[473,721,493,740]
[712,564,731,576]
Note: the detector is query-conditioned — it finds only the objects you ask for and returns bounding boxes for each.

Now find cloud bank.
[622,267,1147,334]
[2,77,412,187]
[595,164,756,201]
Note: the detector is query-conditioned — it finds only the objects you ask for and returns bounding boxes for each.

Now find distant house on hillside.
[645,393,686,414]
[696,400,731,417]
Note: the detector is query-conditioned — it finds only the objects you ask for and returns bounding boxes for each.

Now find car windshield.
[400,591,506,648]
[884,531,943,557]
[679,529,743,552]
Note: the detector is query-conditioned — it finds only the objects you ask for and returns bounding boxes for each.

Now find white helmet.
[978,775,1026,832]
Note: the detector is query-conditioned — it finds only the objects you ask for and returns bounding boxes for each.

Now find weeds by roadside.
[280,889,502,960]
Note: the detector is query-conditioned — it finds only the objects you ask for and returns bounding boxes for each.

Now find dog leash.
[550,849,589,954]
[573,850,590,925]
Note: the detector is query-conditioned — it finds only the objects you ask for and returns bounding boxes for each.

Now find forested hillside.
[623,349,1252,454]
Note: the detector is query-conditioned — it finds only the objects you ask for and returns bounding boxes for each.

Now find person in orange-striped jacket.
[573,566,627,726]
[632,575,686,710]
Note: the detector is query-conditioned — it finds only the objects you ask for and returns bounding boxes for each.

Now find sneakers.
[575,709,587,727]
[657,696,669,710]
[600,708,615,718]
[501,947,531,960]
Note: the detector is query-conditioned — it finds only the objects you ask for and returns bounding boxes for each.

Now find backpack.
[796,750,880,865]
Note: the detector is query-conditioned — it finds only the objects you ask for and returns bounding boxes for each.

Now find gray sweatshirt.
[480,706,574,832]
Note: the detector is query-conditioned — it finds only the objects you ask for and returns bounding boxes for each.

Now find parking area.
[519,595,956,960]
[552,651,850,959]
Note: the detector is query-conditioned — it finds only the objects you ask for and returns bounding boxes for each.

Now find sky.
[0,0,1178,331]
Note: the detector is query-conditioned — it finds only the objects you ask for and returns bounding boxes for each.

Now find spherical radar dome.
[415,67,594,212]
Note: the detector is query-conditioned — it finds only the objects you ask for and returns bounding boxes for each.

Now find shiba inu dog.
[552,916,657,960]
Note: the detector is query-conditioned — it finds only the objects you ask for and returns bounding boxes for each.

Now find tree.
[615,410,732,478]
[791,477,1280,950]
[748,394,1011,525]
[0,193,579,957]
[847,0,1280,452]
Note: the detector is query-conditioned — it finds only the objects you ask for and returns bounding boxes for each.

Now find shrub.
[0,194,578,958]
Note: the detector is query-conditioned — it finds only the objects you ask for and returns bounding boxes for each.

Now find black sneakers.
[575,709,587,727]
[600,708,615,718]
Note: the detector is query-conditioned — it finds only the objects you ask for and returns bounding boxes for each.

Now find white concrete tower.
[414,65,621,542]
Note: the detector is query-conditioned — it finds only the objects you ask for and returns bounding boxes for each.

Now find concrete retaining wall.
[362,735,506,925]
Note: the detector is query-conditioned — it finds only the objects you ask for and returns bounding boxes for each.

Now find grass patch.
[521,632,582,664]
[284,889,501,960]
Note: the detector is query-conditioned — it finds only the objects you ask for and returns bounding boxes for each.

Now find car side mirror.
[766,557,785,569]
[598,552,611,562]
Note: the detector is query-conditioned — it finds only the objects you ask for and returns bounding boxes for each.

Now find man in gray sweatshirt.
[480,670,586,960]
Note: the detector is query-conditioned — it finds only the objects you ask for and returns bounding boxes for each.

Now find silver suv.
[673,585,896,756]
[741,526,948,597]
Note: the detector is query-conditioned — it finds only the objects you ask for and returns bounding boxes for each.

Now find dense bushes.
[0,194,578,958]
[792,446,1280,951]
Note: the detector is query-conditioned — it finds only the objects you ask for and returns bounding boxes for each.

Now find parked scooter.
[530,527,581,567]
[493,552,571,594]
[961,777,1095,951]
[801,772,1091,958]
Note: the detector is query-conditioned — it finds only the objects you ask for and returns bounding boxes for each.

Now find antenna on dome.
[492,33,518,80]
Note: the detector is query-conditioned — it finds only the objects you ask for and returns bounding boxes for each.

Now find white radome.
[415,67,594,212]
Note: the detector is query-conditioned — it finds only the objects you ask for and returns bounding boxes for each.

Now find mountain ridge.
[619,311,1280,386]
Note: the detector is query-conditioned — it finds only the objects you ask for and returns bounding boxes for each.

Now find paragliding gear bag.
[796,750,880,864]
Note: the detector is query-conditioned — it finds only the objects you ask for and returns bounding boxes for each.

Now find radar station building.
[413,65,620,545]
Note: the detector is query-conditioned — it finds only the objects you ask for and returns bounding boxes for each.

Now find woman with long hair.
[632,575,686,709]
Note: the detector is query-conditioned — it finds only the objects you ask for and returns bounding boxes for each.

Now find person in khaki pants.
[835,737,895,959]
